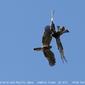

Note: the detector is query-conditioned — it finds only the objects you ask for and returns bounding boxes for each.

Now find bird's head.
[45,25,52,34]
[61,26,69,33]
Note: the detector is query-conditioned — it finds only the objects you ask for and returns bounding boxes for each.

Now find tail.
[49,57,56,66]
[33,47,43,51]
[50,10,55,24]
[51,10,55,22]
[50,10,56,32]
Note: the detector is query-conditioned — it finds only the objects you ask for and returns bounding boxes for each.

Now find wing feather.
[42,25,52,46]
[56,38,67,63]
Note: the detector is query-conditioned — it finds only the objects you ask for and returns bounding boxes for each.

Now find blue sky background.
[0,0,85,82]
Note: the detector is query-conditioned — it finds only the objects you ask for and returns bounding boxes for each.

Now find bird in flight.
[34,25,56,66]
[34,11,69,66]
[51,26,69,63]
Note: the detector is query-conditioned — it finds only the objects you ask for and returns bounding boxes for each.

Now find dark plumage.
[34,25,56,66]
[51,26,69,63]
[34,11,69,66]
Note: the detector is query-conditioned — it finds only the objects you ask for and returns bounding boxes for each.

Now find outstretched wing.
[42,25,52,46]
[43,49,56,66]
[56,38,67,63]
[34,47,43,51]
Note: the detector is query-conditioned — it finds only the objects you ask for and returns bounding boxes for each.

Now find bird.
[34,25,56,66]
[34,11,69,66]
[51,26,69,63]
[49,10,69,63]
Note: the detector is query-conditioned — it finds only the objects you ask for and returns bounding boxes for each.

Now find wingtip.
[66,29,70,32]
[61,56,68,64]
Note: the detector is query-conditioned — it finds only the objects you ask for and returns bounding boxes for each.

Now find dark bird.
[49,10,69,63]
[51,26,69,63]
[34,25,56,66]
[34,11,69,66]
